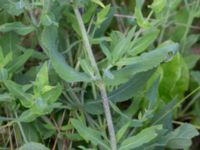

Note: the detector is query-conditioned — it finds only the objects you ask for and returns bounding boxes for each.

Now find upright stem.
[73,5,117,150]
[73,7,100,76]
[98,83,117,150]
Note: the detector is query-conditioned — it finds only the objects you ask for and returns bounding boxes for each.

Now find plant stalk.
[98,82,117,150]
[73,5,117,150]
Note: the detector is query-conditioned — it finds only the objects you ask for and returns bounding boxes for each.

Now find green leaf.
[194,8,200,18]
[34,62,49,94]
[119,125,162,150]
[111,27,136,62]
[0,0,8,9]
[105,41,179,85]
[159,53,189,102]
[116,122,130,142]
[135,0,151,28]
[84,70,154,114]
[19,109,38,122]
[0,22,35,35]
[150,0,166,13]
[108,69,154,102]
[109,101,143,127]
[0,32,20,53]
[71,119,109,149]
[8,50,33,73]
[0,93,12,102]
[0,68,8,81]
[184,54,200,69]
[146,75,160,108]
[91,0,105,8]
[152,99,176,129]
[100,43,112,61]
[31,98,48,115]
[79,59,95,79]
[172,56,189,97]
[40,12,58,26]
[128,28,160,56]
[42,84,62,104]
[191,71,200,85]
[169,0,182,10]
[171,9,189,41]
[3,1,25,16]
[0,46,11,68]
[94,7,115,37]
[0,46,4,62]
[96,5,110,27]
[165,124,199,149]
[17,142,49,150]
[4,80,33,108]
[83,4,97,23]
[41,26,92,82]
[2,52,13,68]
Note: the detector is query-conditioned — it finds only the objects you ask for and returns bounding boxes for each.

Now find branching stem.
[73,5,117,150]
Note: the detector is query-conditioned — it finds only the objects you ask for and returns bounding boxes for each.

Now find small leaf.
[105,41,179,85]
[103,69,114,79]
[191,71,200,85]
[32,98,48,115]
[42,84,62,103]
[169,0,182,10]
[71,119,109,149]
[0,93,12,102]
[79,59,95,79]
[2,52,13,68]
[96,5,110,27]
[111,27,136,62]
[166,124,199,149]
[152,99,176,129]
[135,0,151,28]
[17,142,49,150]
[0,68,8,81]
[0,32,20,53]
[128,28,160,56]
[84,70,154,114]
[34,62,49,94]
[0,22,35,35]
[41,26,92,82]
[4,80,33,108]
[184,54,200,69]
[100,43,112,61]
[40,12,58,26]
[8,50,33,73]
[119,125,162,150]
[116,122,131,142]
[83,4,97,23]
[19,109,38,122]
[0,46,4,67]
[108,69,155,102]
[91,0,105,8]
[4,1,25,16]
[146,75,160,108]
[150,0,166,13]
[159,53,189,102]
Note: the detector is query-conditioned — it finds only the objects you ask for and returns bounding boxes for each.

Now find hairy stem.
[73,5,117,150]
[98,83,117,150]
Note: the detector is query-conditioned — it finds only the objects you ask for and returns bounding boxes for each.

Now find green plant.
[0,0,199,149]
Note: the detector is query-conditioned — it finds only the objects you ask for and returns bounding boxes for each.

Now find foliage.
[0,0,199,149]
